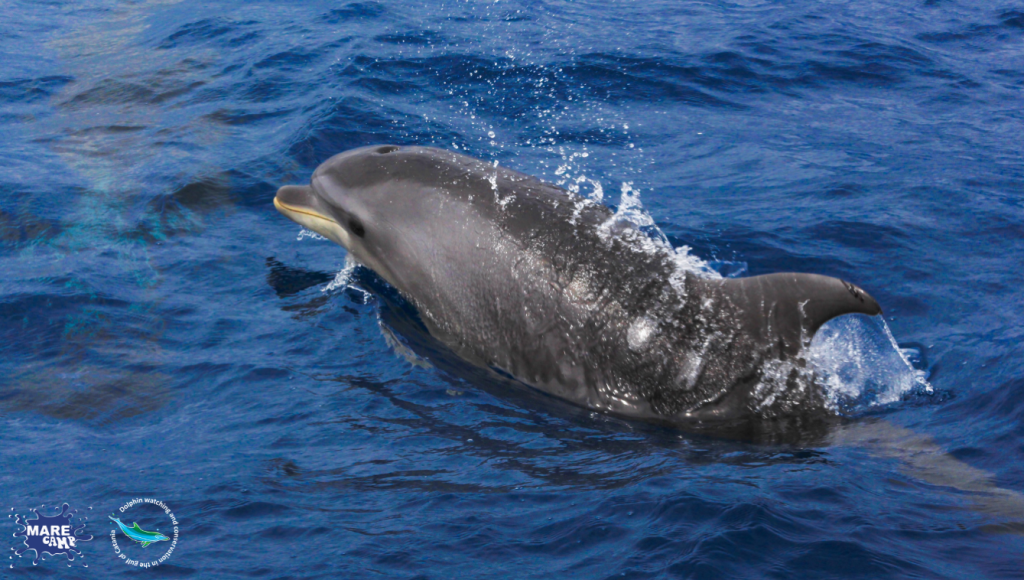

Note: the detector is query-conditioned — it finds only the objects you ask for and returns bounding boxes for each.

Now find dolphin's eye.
[348,217,366,238]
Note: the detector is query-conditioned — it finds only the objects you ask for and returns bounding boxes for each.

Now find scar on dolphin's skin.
[843,280,865,303]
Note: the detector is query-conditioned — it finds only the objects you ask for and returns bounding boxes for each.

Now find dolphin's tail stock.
[697,272,882,359]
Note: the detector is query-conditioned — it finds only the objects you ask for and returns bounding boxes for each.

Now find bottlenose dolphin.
[274,145,881,428]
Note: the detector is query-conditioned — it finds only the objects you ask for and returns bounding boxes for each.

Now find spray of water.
[808,314,932,414]
[596,181,722,282]
[322,254,371,302]
[579,174,932,414]
[296,228,326,242]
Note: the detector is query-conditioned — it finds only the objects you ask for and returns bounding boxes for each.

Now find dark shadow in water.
[132,171,278,244]
[0,205,62,246]
[1,362,173,427]
[830,417,1024,534]
[265,257,334,298]
[132,174,237,244]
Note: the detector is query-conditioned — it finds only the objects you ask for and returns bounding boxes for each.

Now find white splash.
[297,228,327,242]
[554,147,600,203]
[587,178,604,203]
[808,314,932,413]
[489,160,515,209]
[597,181,721,284]
[614,182,651,228]
[322,254,371,301]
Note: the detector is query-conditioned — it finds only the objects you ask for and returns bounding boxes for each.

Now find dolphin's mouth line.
[273,197,339,225]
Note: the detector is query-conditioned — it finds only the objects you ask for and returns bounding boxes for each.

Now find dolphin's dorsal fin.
[701,272,882,357]
[132,522,142,531]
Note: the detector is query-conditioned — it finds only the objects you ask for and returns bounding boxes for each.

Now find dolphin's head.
[154,532,170,542]
[273,147,389,251]
[275,145,497,292]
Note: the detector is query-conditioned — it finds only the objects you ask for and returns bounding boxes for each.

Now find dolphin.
[274,145,881,429]
[109,515,169,548]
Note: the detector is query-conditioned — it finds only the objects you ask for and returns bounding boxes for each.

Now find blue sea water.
[2,0,1023,577]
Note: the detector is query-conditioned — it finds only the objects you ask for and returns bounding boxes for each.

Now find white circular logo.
[108,498,178,568]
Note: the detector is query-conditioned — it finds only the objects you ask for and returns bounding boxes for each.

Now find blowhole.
[376,146,399,154]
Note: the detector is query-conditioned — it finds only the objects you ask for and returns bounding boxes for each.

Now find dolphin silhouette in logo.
[109,515,169,548]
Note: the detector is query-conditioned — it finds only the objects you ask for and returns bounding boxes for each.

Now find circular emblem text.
[108,498,178,568]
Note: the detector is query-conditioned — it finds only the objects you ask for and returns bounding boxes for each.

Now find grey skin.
[275,145,881,427]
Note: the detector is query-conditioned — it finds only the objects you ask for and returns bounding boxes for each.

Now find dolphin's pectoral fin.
[140,541,151,548]
[708,272,882,356]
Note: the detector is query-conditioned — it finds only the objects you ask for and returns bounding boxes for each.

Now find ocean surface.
[2,0,1023,577]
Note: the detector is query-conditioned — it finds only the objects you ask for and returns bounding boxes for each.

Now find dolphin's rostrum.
[275,145,881,429]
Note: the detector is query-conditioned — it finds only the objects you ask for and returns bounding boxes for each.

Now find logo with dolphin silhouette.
[12,503,93,567]
[109,498,179,568]
[109,515,170,548]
